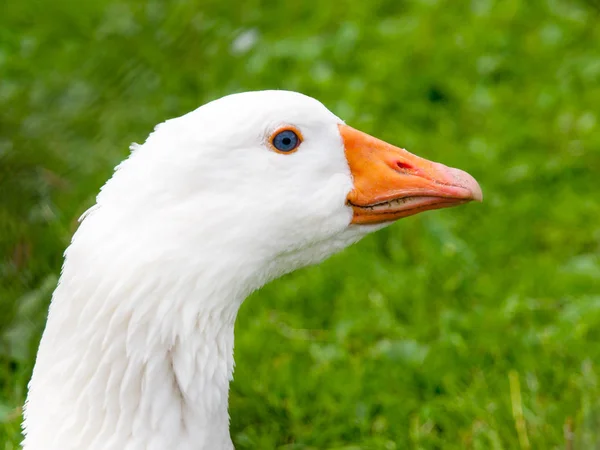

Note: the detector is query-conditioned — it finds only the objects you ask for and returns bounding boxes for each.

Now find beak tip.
[445,166,483,203]
[471,182,483,203]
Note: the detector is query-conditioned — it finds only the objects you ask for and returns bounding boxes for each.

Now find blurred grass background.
[1,0,600,448]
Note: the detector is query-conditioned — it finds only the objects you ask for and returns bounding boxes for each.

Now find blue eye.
[272,129,300,152]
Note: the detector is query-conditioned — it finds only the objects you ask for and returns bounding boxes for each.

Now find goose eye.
[271,129,301,153]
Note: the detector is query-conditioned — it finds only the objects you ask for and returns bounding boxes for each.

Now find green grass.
[1,0,600,448]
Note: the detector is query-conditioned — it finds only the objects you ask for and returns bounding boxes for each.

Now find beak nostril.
[395,161,413,172]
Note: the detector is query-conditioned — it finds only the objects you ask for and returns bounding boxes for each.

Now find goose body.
[22,91,481,449]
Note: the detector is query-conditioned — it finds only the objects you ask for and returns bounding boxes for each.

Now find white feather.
[23,91,378,450]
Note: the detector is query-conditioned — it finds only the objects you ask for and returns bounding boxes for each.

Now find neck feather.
[22,213,251,450]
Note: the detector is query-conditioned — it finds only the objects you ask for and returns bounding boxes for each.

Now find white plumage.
[22,91,481,450]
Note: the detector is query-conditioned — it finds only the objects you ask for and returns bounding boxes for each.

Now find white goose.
[22,90,482,450]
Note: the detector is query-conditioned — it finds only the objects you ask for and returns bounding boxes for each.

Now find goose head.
[23,90,482,450]
[97,90,481,288]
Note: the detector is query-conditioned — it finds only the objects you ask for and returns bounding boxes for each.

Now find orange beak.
[340,124,483,225]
